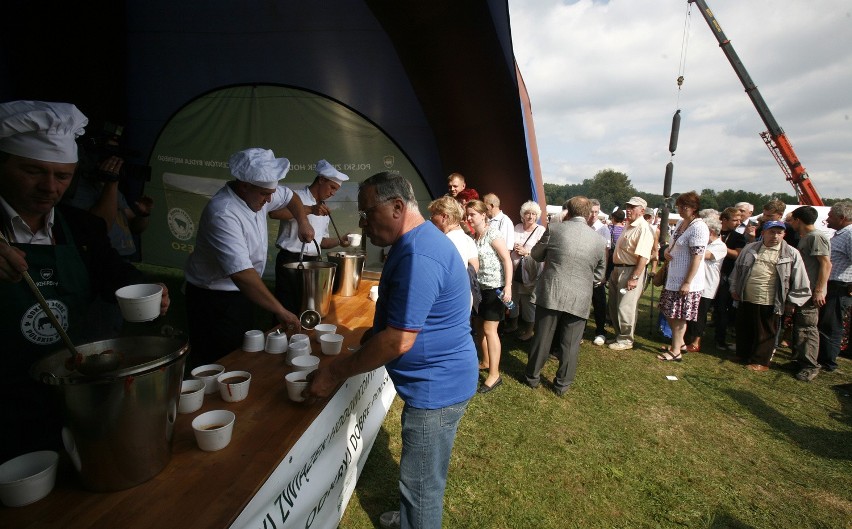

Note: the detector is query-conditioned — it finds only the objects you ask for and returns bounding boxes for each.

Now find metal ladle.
[0,232,120,375]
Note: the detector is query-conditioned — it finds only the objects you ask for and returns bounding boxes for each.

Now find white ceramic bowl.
[192,410,236,451]
[191,364,225,395]
[319,333,344,355]
[178,379,205,414]
[313,323,337,342]
[285,371,309,402]
[217,371,252,402]
[0,451,59,507]
[291,355,320,372]
[115,283,163,322]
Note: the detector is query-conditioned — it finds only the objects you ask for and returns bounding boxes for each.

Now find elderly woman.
[466,199,513,393]
[428,196,479,308]
[507,200,545,340]
[682,213,727,352]
[657,191,709,361]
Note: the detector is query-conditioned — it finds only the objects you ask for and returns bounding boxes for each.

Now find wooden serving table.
[1,279,394,529]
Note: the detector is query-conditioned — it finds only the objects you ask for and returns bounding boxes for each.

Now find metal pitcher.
[279,241,337,317]
[327,251,366,297]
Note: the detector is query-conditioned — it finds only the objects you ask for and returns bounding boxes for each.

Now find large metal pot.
[31,336,189,492]
[279,241,337,317]
[327,251,366,297]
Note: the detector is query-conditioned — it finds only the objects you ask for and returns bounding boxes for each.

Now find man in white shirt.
[184,148,314,367]
[483,193,514,249]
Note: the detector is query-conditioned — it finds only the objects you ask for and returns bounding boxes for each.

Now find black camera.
[79,122,151,183]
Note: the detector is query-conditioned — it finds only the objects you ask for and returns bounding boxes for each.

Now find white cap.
[229,148,290,189]
[0,100,88,163]
[316,159,349,185]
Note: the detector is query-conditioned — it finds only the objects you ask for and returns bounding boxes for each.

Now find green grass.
[137,265,852,528]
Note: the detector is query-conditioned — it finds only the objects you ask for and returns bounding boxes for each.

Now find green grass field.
[138,265,851,528]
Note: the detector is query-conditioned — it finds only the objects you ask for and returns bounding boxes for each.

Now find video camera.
[79,122,152,183]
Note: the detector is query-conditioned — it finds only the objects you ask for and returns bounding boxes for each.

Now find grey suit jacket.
[531,216,607,318]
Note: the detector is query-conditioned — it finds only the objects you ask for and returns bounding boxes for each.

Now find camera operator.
[63,122,153,261]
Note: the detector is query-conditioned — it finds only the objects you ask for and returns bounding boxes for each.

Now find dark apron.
[0,213,92,460]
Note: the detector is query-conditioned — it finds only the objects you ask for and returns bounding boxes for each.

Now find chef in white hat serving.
[271,159,355,312]
[0,100,168,461]
[184,147,314,367]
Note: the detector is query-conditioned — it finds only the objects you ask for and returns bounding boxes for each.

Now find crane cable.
[675,2,693,109]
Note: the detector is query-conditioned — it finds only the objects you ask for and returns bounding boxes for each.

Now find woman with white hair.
[507,200,545,340]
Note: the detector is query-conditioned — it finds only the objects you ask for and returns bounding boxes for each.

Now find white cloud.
[510,0,852,200]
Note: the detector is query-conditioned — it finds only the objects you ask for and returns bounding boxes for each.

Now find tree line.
[544,169,846,214]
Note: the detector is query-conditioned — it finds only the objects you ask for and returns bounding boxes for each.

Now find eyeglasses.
[358,198,394,222]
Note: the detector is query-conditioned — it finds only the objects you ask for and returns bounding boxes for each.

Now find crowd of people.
[2,99,849,529]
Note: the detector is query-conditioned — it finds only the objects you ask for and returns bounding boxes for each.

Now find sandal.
[657,351,683,362]
[659,345,687,352]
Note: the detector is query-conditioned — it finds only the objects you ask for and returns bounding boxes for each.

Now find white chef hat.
[316,159,349,185]
[0,100,88,163]
[229,148,290,189]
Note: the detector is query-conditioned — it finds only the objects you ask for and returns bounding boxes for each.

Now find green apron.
[0,212,91,460]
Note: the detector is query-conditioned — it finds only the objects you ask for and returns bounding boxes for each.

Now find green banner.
[142,85,428,278]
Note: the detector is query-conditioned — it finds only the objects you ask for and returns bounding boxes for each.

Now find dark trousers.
[736,301,779,366]
[525,306,586,391]
[817,282,852,371]
[275,249,320,314]
[714,276,736,345]
[591,282,607,335]
[186,282,255,370]
[684,296,713,345]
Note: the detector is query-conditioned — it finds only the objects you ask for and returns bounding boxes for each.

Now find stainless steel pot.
[31,336,189,492]
[327,251,366,297]
[279,241,337,317]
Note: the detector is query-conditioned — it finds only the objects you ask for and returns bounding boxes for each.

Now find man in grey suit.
[524,196,607,395]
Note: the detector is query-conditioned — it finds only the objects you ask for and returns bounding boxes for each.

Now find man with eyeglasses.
[306,172,478,529]
[271,159,353,313]
[606,196,655,350]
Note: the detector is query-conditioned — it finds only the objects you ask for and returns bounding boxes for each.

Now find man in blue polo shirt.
[306,172,478,529]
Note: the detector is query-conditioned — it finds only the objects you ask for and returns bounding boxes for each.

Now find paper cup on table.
[217,371,251,403]
[115,283,162,322]
[286,341,311,366]
[291,355,319,372]
[242,330,264,352]
[369,285,379,301]
[289,333,310,347]
[191,410,235,452]
[265,332,288,354]
[320,333,344,355]
[313,323,337,342]
[347,233,362,247]
[285,371,309,403]
[0,450,59,507]
[191,364,225,395]
[178,379,205,414]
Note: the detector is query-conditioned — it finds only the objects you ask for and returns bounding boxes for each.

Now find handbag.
[652,262,668,287]
[512,226,542,284]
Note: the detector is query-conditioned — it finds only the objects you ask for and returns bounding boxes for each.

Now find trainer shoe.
[795,367,820,382]
[605,337,618,345]
[608,340,633,351]
[593,335,606,346]
[379,511,401,529]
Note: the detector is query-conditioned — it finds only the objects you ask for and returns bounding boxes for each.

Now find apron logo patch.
[21,300,69,346]
[168,208,195,241]
[40,268,54,280]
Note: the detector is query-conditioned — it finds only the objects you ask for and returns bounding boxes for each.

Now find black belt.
[827,280,851,294]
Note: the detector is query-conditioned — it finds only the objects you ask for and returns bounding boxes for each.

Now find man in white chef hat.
[184,147,315,367]
[0,100,166,461]
[271,159,356,312]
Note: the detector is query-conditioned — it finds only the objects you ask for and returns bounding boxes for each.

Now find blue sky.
[509,0,851,199]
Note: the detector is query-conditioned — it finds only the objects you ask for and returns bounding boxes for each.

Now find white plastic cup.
[290,333,310,347]
[115,283,163,322]
[286,341,311,366]
[285,371,309,402]
[369,285,379,301]
[191,410,236,452]
[242,330,264,352]
[265,332,288,354]
[217,371,252,403]
[291,355,320,372]
[619,287,628,295]
[347,233,362,247]
[320,333,344,355]
[0,450,59,507]
[178,379,205,414]
[313,323,337,342]
[191,364,225,395]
